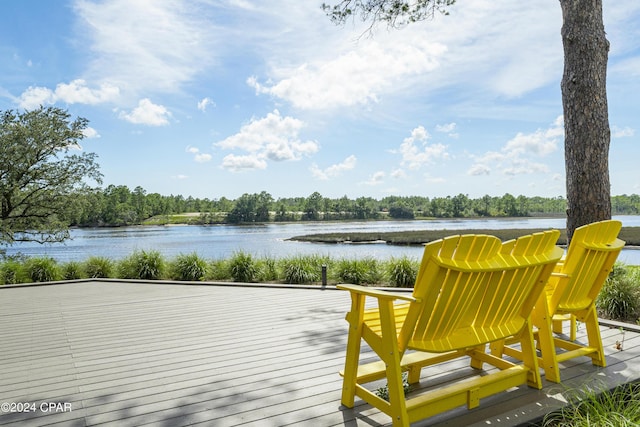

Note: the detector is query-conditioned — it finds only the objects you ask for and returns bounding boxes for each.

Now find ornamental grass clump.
[205,259,230,281]
[597,263,640,321]
[336,257,381,285]
[255,256,279,282]
[386,256,418,288]
[25,257,60,283]
[542,382,640,426]
[228,251,256,282]
[62,261,84,280]
[120,250,166,280]
[281,255,322,284]
[83,256,114,278]
[0,260,26,285]
[171,252,208,281]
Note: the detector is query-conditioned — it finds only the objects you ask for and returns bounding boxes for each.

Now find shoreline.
[288,226,640,247]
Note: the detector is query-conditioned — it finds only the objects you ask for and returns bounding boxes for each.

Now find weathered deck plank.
[1,280,639,427]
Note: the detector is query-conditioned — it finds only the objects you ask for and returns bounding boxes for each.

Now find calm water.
[5,216,640,265]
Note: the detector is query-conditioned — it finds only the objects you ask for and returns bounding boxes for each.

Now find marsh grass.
[170,252,208,281]
[385,256,419,288]
[1,259,26,284]
[542,382,640,426]
[228,251,256,282]
[280,255,326,284]
[62,261,84,280]
[597,263,640,322]
[119,250,165,280]
[83,256,114,278]
[25,257,60,283]
[336,257,381,285]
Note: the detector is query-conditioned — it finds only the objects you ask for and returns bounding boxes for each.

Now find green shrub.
[256,256,279,282]
[336,257,380,285]
[205,259,230,281]
[61,261,84,280]
[25,257,60,283]
[0,260,26,285]
[170,252,208,281]
[119,250,165,280]
[281,256,322,284]
[386,256,418,288]
[597,263,640,321]
[83,256,114,278]
[228,251,256,282]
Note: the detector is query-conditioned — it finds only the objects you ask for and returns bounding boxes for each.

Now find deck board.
[1,280,639,426]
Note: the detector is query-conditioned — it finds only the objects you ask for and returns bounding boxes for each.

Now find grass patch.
[542,382,640,426]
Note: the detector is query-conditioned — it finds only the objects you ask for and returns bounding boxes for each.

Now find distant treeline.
[63,185,640,227]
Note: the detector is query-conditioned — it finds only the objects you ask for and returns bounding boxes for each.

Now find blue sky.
[1,1,639,200]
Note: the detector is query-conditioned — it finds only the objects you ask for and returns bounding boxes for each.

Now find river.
[4,216,640,265]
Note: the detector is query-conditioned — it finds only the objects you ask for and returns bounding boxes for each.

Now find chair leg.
[378,300,410,427]
[341,295,365,407]
[533,303,561,383]
[582,306,606,367]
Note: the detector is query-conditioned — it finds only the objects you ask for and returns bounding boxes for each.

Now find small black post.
[321,264,327,286]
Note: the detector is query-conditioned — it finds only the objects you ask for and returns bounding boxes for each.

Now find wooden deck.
[1,280,640,427]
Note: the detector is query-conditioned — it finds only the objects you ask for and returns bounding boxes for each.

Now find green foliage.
[386,256,418,288]
[0,260,26,285]
[205,259,231,281]
[255,257,279,282]
[61,261,84,280]
[597,263,640,321]
[336,257,380,285]
[25,257,60,283]
[0,106,102,244]
[375,372,412,402]
[170,252,208,281]
[281,255,324,284]
[83,256,114,278]
[228,251,257,282]
[119,250,165,280]
[542,382,640,426]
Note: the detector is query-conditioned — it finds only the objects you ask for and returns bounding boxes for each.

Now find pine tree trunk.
[560,0,611,241]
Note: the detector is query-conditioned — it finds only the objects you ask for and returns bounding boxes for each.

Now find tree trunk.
[560,0,611,241]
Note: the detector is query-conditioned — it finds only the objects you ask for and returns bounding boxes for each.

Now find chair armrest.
[336,284,419,303]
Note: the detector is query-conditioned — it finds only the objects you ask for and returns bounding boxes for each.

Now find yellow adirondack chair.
[496,220,625,383]
[338,231,563,426]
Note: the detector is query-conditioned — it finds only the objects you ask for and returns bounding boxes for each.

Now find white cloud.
[221,154,267,172]
[468,116,563,176]
[435,122,459,138]
[396,126,450,170]
[74,0,216,96]
[390,169,407,179]
[362,171,385,186]
[248,39,446,110]
[197,97,215,112]
[119,98,171,126]
[310,155,357,180]
[82,127,100,139]
[612,125,635,138]
[18,79,120,109]
[216,110,319,170]
[172,174,189,180]
[186,145,212,163]
[435,122,456,133]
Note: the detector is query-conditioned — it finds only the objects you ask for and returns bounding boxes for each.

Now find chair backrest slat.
[552,220,624,312]
[400,231,563,353]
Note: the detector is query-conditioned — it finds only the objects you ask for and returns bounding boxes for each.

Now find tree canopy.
[0,107,102,245]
